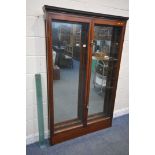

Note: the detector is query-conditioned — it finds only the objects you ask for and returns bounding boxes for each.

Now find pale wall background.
[26,0,129,144]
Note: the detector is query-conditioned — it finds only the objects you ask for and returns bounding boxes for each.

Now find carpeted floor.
[54,59,105,123]
[26,114,129,155]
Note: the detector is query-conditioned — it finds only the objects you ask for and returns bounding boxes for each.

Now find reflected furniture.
[53,65,60,80]
[92,56,108,92]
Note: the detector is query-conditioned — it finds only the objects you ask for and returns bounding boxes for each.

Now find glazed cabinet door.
[44,7,127,144]
[86,20,126,120]
[46,13,91,135]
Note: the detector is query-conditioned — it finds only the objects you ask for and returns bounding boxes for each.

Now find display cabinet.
[43,5,128,145]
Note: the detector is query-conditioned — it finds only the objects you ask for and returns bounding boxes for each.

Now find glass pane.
[88,25,121,116]
[51,21,88,124]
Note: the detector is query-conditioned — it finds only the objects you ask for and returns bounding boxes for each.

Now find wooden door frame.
[43,5,128,145]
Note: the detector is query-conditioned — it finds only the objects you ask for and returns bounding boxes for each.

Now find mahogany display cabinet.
[43,5,128,145]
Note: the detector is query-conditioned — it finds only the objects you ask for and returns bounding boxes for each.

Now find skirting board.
[26,108,129,145]
[113,107,129,118]
[26,131,49,145]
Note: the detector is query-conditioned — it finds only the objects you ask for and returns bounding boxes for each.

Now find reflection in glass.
[52,21,82,124]
[88,25,121,116]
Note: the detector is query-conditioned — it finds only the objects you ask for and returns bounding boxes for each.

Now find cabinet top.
[43,5,129,21]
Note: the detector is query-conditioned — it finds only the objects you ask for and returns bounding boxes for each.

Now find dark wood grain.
[53,117,112,144]
[46,15,55,138]
[43,5,129,21]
